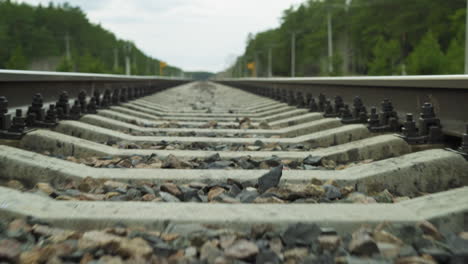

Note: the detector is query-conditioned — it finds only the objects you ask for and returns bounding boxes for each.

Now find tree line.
[0,0,183,76]
[227,0,466,77]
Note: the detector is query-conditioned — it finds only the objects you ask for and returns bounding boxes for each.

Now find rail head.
[216,75,468,137]
[0,70,191,109]
[219,75,468,89]
[0,69,188,82]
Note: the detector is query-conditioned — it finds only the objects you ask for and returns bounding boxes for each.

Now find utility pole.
[268,47,273,78]
[113,48,119,72]
[291,32,296,77]
[465,0,468,74]
[133,56,138,75]
[64,33,71,61]
[146,57,150,75]
[125,43,132,76]
[254,52,259,77]
[327,11,334,74]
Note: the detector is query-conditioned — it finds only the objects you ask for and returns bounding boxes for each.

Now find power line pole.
[327,11,334,74]
[291,32,296,77]
[146,57,150,75]
[254,52,259,77]
[64,33,71,61]
[465,0,468,74]
[125,43,132,76]
[113,48,119,72]
[268,47,273,78]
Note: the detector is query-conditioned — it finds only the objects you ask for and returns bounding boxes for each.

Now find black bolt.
[402,113,418,138]
[309,97,318,112]
[358,111,368,123]
[334,96,344,114]
[0,96,8,114]
[26,112,37,127]
[275,88,282,100]
[9,109,25,133]
[296,92,305,108]
[380,99,398,126]
[324,100,333,115]
[353,96,367,117]
[102,89,112,108]
[120,88,128,102]
[45,104,57,124]
[381,98,394,112]
[418,102,441,137]
[0,97,11,131]
[28,93,46,123]
[70,100,81,120]
[305,93,312,104]
[94,90,101,107]
[87,97,98,114]
[340,104,353,120]
[288,91,296,106]
[281,90,288,103]
[78,90,87,113]
[459,124,468,154]
[112,89,120,105]
[128,88,134,100]
[56,92,70,119]
[368,107,380,127]
[420,102,435,119]
[318,93,326,112]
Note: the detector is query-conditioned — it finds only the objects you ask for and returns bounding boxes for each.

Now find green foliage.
[187,72,214,80]
[0,1,183,75]
[444,38,464,74]
[77,53,106,73]
[368,37,401,75]
[56,57,73,72]
[407,31,445,75]
[6,46,28,69]
[230,0,466,76]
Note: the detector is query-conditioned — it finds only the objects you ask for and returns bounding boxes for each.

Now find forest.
[228,0,467,77]
[0,0,183,76]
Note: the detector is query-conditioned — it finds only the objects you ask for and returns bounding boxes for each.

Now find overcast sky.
[18,0,304,72]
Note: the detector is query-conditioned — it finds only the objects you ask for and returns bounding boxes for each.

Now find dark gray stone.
[236,189,259,203]
[205,153,221,163]
[126,188,142,200]
[255,250,280,264]
[237,159,256,169]
[160,191,181,202]
[228,184,242,197]
[139,185,156,196]
[323,184,342,200]
[281,223,321,247]
[254,140,265,147]
[262,156,282,167]
[180,186,200,202]
[257,165,283,193]
[208,160,233,169]
[303,155,322,166]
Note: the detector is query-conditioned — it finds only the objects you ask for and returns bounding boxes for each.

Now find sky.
[18,0,305,72]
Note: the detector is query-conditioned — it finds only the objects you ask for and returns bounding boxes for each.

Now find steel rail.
[217,75,468,137]
[0,69,189,109]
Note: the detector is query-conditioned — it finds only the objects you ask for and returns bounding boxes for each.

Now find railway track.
[0,70,467,263]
